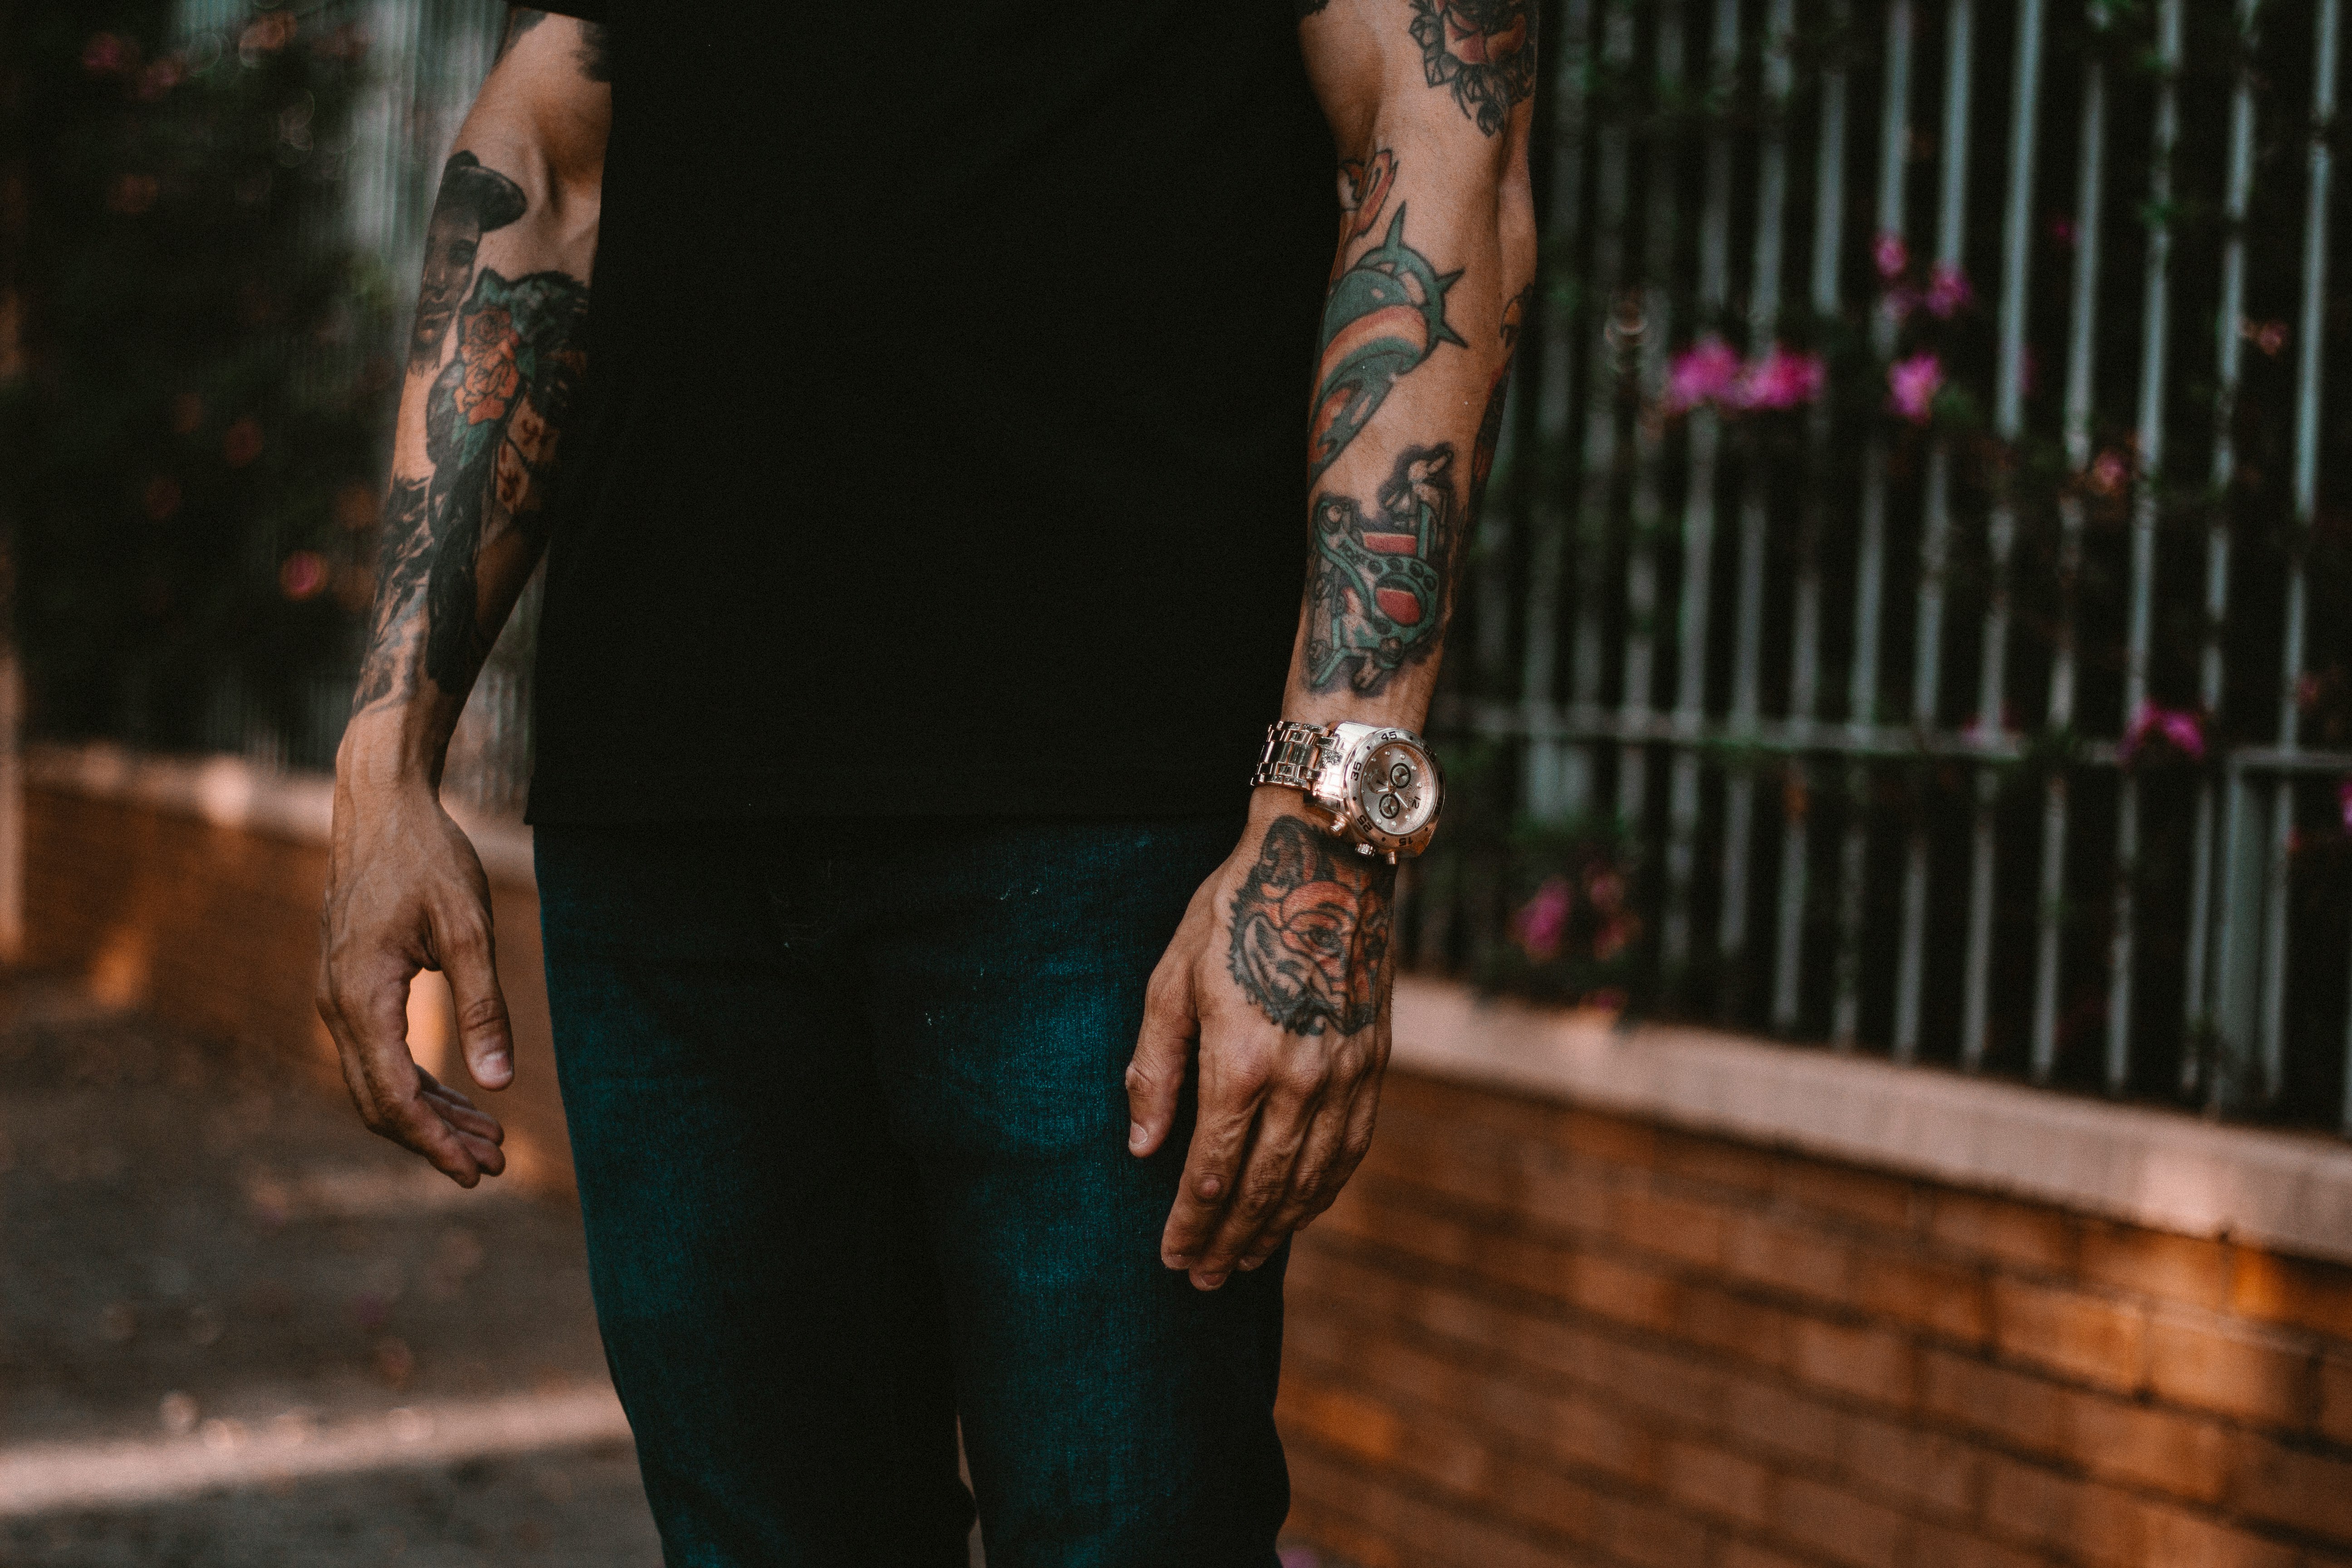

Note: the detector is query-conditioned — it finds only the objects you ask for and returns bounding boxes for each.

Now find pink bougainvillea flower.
[1732,344,1826,412]
[278,550,328,602]
[82,32,130,74]
[2119,702,2206,765]
[2244,318,2288,356]
[1511,877,1573,964]
[1878,285,1921,328]
[1926,263,1974,318]
[1872,230,1909,283]
[2088,448,2130,497]
[1887,352,1944,424]
[1666,335,1743,413]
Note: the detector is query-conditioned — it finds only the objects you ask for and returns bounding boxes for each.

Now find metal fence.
[1417,0,2352,1132]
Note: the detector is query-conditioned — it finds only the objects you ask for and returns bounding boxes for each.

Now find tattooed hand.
[1125,800,1396,1290]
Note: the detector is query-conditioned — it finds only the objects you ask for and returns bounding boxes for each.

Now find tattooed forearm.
[1310,202,1462,481]
[1229,816,1395,1035]
[354,151,588,718]
[1305,442,1460,696]
[418,266,586,687]
[1408,0,1537,136]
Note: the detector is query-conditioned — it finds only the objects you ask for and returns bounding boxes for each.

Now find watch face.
[1354,740,1437,840]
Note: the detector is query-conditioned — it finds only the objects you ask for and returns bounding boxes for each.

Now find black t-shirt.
[521,3,1333,822]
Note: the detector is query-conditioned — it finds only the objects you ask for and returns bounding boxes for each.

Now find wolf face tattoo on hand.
[1228,817,1394,1037]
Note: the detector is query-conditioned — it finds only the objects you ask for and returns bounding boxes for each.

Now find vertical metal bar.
[1720,0,1795,1013]
[1664,0,1744,979]
[2259,0,2339,1103]
[2032,29,2107,1083]
[1896,0,1977,1062]
[2185,0,2261,1093]
[1562,0,1641,821]
[1621,2,1687,829]
[2104,0,2183,1092]
[1960,0,2046,1073]
[1522,0,1607,819]
[2213,760,2266,1106]
[1835,0,1916,1048]
[1771,3,1850,1034]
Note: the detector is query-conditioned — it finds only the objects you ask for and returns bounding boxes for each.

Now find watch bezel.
[1313,722,1443,859]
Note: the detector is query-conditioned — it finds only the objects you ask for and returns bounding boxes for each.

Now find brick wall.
[1279,1074,2352,1568]
[22,782,575,1191]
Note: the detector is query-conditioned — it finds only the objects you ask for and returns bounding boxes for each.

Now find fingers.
[1126,960,1198,1158]
[1294,1058,1385,1231]
[1159,1042,1268,1279]
[1185,1078,1318,1289]
[1234,1077,1354,1271]
[320,953,501,1187]
[434,909,515,1092]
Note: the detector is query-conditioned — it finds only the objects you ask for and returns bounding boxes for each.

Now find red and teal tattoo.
[1305,442,1460,696]
[1308,205,1464,482]
[1409,0,1537,137]
[1229,816,1395,1036]
[355,152,588,712]
[1333,147,1398,271]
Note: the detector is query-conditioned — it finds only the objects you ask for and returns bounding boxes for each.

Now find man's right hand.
[315,764,512,1186]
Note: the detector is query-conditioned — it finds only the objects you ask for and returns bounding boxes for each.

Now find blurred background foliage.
[0,0,480,768]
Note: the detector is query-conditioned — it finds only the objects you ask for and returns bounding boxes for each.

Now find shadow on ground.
[0,981,662,1568]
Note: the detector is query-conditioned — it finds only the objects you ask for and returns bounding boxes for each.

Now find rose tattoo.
[1228,817,1395,1036]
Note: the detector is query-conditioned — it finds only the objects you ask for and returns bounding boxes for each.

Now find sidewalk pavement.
[0,981,662,1568]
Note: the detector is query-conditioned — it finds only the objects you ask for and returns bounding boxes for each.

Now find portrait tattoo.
[1309,205,1463,481]
[1305,443,1460,696]
[1229,816,1395,1037]
[1470,283,1534,519]
[411,152,526,369]
[1408,0,1537,136]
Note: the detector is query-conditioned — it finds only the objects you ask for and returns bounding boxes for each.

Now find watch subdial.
[1355,741,1434,838]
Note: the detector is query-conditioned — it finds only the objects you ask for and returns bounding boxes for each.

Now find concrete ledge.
[1393,977,2352,1267]
[27,744,534,887]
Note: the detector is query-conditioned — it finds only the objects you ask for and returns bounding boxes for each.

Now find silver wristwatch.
[1250,720,1443,862]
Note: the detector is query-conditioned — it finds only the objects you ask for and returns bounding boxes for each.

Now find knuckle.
[1273,1056,1330,1099]
[439,915,492,961]
[456,993,508,1032]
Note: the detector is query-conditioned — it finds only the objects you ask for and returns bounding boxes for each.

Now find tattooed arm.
[1128,0,1536,1286]
[317,10,608,1186]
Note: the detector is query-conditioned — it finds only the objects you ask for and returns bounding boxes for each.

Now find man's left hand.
[1124,792,1396,1290]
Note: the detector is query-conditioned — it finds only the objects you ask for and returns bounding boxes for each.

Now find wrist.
[334,710,446,800]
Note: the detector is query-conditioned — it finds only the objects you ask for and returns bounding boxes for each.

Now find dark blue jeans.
[534,817,1289,1568]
